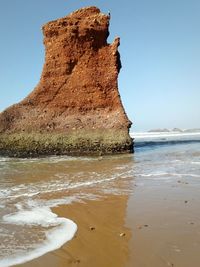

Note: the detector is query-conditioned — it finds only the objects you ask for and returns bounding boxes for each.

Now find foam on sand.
[0,207,77,267]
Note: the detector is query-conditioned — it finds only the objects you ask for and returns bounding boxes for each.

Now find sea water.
[0,132,200,267]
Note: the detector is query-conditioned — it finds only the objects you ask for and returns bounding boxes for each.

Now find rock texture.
[0,6,133,157]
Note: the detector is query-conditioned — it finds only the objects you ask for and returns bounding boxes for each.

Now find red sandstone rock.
[0,6,133,156]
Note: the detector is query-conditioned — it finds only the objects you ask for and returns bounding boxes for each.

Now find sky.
[0,0,200,131]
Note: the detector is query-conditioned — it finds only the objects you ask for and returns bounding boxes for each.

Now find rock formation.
[0,6,133,157]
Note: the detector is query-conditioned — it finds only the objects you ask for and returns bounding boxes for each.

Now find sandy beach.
[0,1,199,266]
[15,178,200,267]
[17,195,131,267]
[1,136,200,267]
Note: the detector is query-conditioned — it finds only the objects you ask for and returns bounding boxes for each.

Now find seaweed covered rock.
[0,6,133,157]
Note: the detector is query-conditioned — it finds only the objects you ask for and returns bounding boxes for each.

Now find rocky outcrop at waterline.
[0,6,133,157]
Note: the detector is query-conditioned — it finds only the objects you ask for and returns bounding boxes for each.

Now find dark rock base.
[0,130,133,158]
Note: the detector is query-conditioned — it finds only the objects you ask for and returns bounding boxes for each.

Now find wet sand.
[8,142,200,267]
[17,178,200,267]
[18,195,131,267]
[127,181,200,267]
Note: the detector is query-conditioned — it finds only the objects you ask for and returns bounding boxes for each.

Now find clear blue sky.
[0,0,200,131]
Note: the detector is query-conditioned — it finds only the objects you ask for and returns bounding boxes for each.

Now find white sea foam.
[0,170,127,202]
[131,131,200,139]
[191,161,200,165]
[35,193,99,209]
[141,172,169,177]
[139,172,200,179]
[177,173,200,178]
[38,196,78,208]
[1,206,77,267]
[0,157,10,162]
[16,155,101,165]
[4,207,57,227]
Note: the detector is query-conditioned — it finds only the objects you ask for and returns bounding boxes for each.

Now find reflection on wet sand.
[18,195,131,267]
[1,140,200,267]
[127,149,200,267]
[1,155,134,267]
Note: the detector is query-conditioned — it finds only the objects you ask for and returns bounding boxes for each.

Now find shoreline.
[16,195,131,267]
[2,137,200,267]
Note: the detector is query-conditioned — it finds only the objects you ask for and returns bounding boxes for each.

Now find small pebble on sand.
[119,232,126,237]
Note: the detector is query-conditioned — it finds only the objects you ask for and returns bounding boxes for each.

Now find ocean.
[0,131,200,267]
